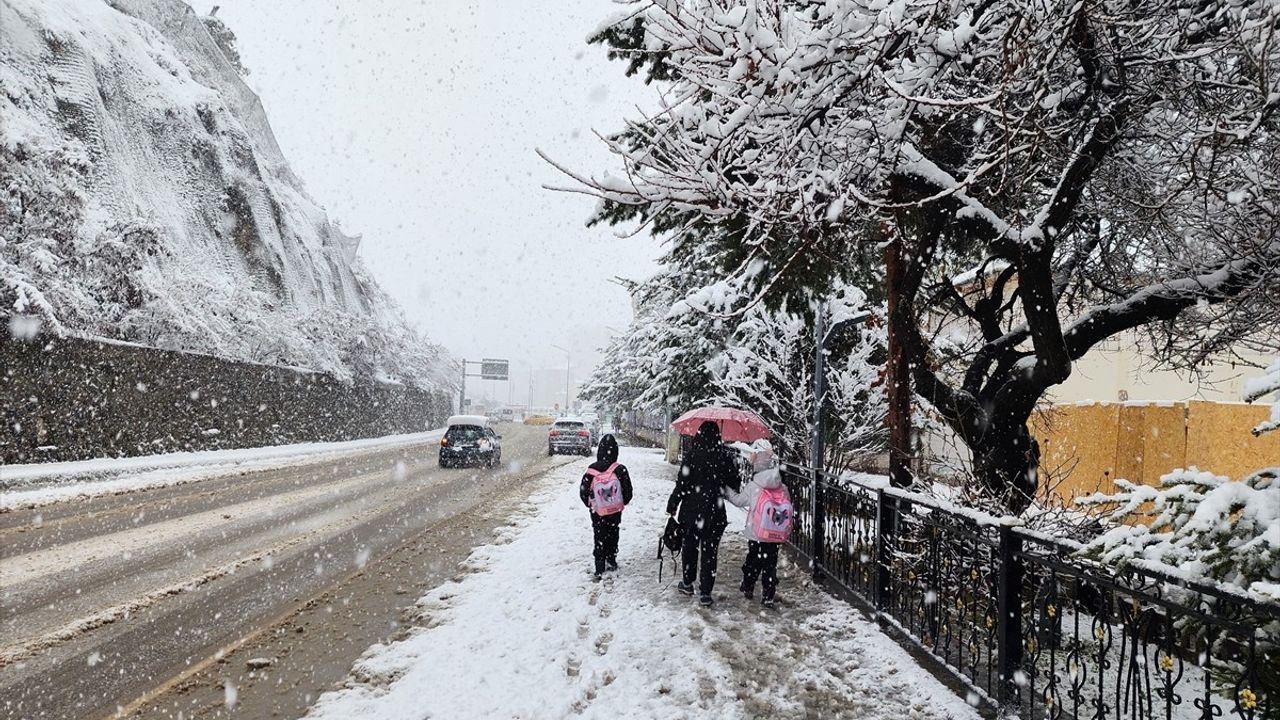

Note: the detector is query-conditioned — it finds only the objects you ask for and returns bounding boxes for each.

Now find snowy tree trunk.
[970,419,1040,514]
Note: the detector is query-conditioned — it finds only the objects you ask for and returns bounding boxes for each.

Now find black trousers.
[742,540,779,600]
[591,514,620,573]
[680,522,723,597]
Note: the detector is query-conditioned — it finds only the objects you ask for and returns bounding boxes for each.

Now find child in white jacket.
[724,441,788,607]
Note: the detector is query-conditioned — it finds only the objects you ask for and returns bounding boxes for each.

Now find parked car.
[524,414,554,426]
[547,418,592,456]
[440,415,502,468]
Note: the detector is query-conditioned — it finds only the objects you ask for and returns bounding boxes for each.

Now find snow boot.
[699,595,714,607]
[740,581,754,600]
[761,596,776,609]
[677,581,694,596]
[606,557,619,572]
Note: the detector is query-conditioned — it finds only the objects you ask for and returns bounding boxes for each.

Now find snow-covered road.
[0,425,570,720]
[0,429,449,509]
[305,446,983,720]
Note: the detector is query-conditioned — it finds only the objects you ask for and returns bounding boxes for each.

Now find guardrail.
[779,463,1279,719]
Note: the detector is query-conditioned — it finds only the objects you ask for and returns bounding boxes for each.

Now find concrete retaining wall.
[1,332,453,465]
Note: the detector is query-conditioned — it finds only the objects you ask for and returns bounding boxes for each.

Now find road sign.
[480,359,509,380]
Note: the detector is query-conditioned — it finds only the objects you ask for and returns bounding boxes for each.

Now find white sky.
[203,1,659,405]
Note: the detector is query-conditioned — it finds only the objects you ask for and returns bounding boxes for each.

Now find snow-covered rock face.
[0,0,449,388]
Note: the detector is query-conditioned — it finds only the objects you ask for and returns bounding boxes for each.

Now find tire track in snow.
[1,467,390,588]
[1,458,463,667]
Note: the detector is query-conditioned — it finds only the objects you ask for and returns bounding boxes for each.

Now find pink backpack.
[750,485,793,542]
[588,463,625,516]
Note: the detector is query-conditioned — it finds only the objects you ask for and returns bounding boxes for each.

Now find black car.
[439,416,502,468]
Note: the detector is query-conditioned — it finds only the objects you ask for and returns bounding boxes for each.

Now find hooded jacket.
[579,435,633,522]
[666,421,741,534]
[724,466,787,542]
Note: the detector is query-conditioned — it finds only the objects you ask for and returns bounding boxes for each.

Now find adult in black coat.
[666,420,741,604]
[579,435,633,578]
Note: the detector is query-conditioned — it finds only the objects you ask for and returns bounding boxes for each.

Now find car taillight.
[578,431,589,437]
[549,430,559,436]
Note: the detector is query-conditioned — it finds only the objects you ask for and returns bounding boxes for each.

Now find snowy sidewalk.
[305,445,983,720]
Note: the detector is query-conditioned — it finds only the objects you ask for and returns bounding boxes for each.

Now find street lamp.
[812,305,874,467]
[810,303,874,581]
[551,344,571,414]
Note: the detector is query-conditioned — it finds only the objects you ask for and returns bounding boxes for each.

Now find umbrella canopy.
[671,406,773,443]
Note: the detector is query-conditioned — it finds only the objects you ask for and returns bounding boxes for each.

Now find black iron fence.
[780,464,1280,719]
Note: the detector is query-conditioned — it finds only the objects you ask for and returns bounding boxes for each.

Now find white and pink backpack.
[588,463,625,516]
[750,484,793,542]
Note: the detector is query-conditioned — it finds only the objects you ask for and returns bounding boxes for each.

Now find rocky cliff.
[0,0,451,389]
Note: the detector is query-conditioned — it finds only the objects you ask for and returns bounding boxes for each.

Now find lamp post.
[811,304,874,471]
[551,344,571,414]
[811,302,873,581]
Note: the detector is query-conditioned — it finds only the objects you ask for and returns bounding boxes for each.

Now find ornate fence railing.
[779,464,1280,719]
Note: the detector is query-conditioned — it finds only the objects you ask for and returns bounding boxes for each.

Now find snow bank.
[0,429,443,509]
[305,447,981,720]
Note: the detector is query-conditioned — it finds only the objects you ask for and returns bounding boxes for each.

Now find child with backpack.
[579,435,633,581]
[723,440,792,608]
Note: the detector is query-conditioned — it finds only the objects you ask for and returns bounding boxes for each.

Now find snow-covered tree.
[709,285,886,470]
[1081,469,1278,604]
[1245,359,1280,436]
[0,123,87,329]
[200,9,250,76]
[582,264,888,470]
[579,267,730,413]
[1079,467,1279,714]
[563,0,1280,512]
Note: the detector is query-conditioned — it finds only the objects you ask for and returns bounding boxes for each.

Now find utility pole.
[810,303,828,580]
[810,302,874,582]
[885,232,913,488]
[874,223,912,616]
[551,344,571,414]
[811,303,828,471]
[459,358,467,414]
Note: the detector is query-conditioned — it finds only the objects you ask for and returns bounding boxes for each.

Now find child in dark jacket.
[579,435,634,580]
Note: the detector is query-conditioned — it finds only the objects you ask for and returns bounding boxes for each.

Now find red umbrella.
[671,406,773,443]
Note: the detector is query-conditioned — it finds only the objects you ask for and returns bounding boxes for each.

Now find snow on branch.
[1245,360,1280,436]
